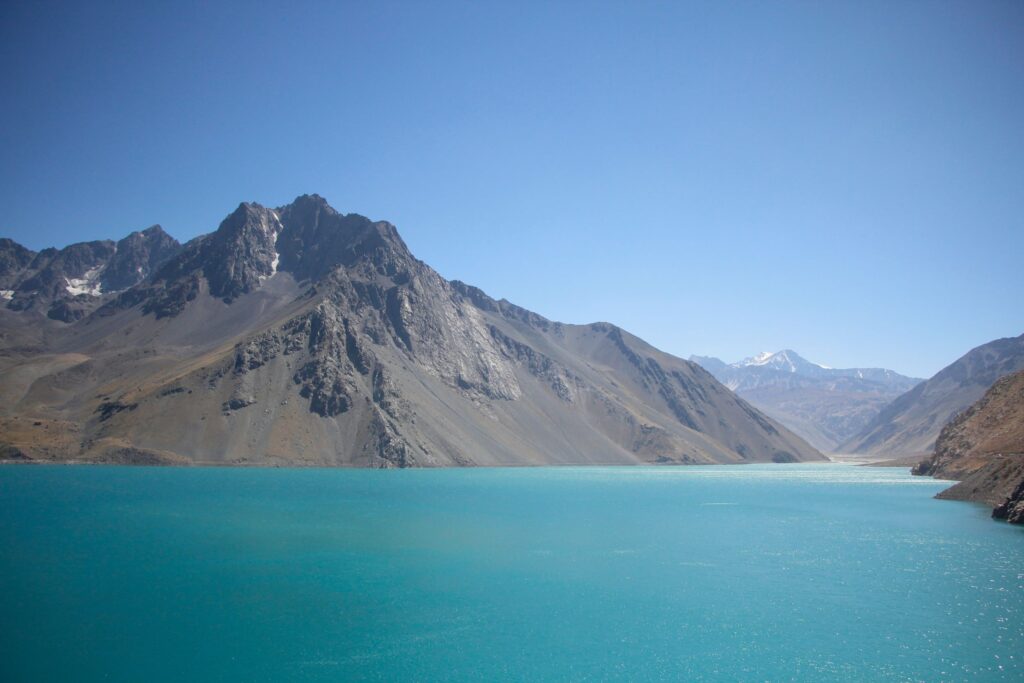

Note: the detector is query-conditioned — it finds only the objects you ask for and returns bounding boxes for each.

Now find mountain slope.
[841,334,1024,457]
[0,195,822,467]
[912,369,1024,523]
[691,350,921,452]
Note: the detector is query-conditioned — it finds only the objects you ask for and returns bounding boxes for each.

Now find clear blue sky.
[1,1,1021,378]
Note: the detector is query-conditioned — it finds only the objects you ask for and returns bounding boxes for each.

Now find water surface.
[1,464,1022,681]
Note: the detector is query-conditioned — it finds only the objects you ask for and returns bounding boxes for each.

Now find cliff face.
[0,195,823,468]
[913,369,1024,521]
[993,480,1024,524]
[841,334,1024,458]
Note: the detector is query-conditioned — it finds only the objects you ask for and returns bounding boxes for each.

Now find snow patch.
[65,266,104,297]
[0,289,13,300]
[263,210,283,279]
[737,351,787,368]
[732,349,828,373]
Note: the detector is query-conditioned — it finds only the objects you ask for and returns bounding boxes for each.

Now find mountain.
[733,350,834,376]
[690,350,922,452]
[840,334,1024,458]
[0,195,823,467]
[912,369,1024,523]
[0,226,181,322]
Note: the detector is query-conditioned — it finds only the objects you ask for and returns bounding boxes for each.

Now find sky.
[1,0,1021,378]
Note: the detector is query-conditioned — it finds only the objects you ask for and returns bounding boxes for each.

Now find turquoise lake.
[1,464,1022,681]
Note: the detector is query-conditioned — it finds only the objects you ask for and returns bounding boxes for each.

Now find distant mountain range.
[690,350,922,452]
[839,333,1024,458]
[0,228,181,322]
[0,195,822,467]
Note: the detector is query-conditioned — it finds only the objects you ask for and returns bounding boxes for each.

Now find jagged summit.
[102,195,414,318]
[0,195,824,468]
[0,194,411,321]
[274,195,412,282]
[0,225,181,321]
[102,225,180,292]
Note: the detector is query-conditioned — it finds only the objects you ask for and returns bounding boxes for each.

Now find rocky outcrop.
[993,480,1024,524]
[913,369,1024,523]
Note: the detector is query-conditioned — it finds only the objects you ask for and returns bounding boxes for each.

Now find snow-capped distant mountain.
[734,350,832,376]
[690,350,923,453]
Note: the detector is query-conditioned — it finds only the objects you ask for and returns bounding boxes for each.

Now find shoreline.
[0,458,882,471]
[827,452,925,468]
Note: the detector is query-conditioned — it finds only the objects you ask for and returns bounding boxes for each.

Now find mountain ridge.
[840,333,1024,457]
[0,195,823,468]
[0,225,181,321]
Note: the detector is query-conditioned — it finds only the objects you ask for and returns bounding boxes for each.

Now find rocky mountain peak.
[0,238,37,287]
[107,195,418,318]
[274,195,413,283]
[192,202,284,303]
[199,195,413,284]
[287,193,333,214]
[101,224,182,292]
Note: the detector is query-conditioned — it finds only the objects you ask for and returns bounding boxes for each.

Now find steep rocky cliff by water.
[913,369,1024,523]
[0,195,823,468]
